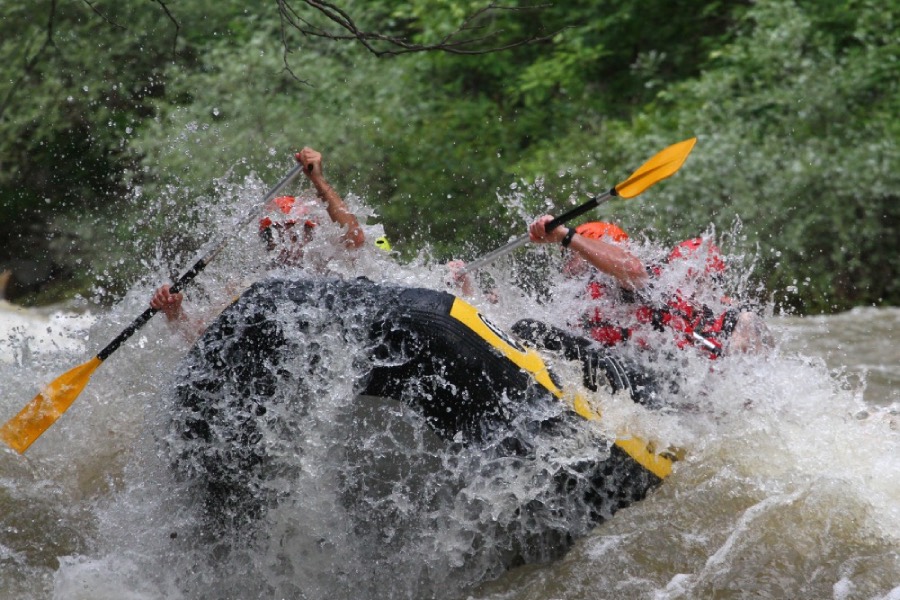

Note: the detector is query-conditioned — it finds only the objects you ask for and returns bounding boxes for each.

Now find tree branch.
[281,1,563,57]
[81,0,126,30]
[276,1,317,85]
[151,0,180,55]
[0,0,58,122]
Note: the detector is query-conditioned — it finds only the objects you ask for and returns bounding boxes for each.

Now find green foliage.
[1,0,896,313]
[638,0,899,312]
[505,0,899,312]
[0,2,169,301]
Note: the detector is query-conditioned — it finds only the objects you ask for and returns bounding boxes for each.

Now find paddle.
[1,160,310,454]
[460,137,697,274]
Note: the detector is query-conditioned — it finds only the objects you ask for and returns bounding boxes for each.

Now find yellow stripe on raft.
[448,297,674,480]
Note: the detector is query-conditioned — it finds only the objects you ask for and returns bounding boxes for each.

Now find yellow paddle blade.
[614,137,697,199]
[0,356,102,453]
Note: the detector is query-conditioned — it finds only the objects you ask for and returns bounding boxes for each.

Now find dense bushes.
[507,0,899,312]
[1,0,896,311]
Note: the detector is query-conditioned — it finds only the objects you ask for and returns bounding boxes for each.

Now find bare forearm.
[296,146,365,249]
[568,233,648,290]
[311,176,365,248]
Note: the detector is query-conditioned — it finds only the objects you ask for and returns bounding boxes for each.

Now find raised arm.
[295,147,365,249]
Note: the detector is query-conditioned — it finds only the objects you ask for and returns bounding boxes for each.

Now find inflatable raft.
[169,277,676,526]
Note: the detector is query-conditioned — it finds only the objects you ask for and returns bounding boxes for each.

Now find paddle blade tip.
[1,429,34,454]
[0,357,103,454]
[614,137,699,199]
[680,136,698,154]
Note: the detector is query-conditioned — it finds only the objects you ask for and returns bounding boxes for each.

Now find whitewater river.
[1,191,897,599]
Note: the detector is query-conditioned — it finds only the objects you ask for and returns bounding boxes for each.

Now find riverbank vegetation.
[1,0,896,312]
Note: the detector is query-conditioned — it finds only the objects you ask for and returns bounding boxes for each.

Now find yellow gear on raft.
[374,235,392,252]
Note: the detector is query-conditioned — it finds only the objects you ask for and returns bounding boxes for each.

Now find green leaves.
[630,0,899,311]
[1,0,895,311]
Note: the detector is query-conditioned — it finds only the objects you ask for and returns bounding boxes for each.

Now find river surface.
[1,183,897,599]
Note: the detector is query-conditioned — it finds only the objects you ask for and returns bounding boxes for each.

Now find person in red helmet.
[256,147,365,256]
[527,216,649,346]
[510,218,657,405]
[257,195,325,266]
[150,147,366,341]
[515,215,773,408]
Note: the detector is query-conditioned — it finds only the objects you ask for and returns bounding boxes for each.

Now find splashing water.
[1,174,897,600]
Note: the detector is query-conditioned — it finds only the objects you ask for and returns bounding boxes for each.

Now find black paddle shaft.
[544,189,616,232]
[95,161,308,362]
[96,257,211,361]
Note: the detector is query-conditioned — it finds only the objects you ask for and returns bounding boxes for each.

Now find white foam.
[0,300,96,364]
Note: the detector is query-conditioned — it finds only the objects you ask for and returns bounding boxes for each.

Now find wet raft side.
[170,276,670,526]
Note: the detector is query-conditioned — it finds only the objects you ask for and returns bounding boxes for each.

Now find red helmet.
[259,196,317,232]
[668,238,726,273]
[575,221,629,242]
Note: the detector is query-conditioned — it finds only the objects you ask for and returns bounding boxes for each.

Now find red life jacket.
[634,294,737,359]
[582,280,632,346]
[582,278,737,359]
